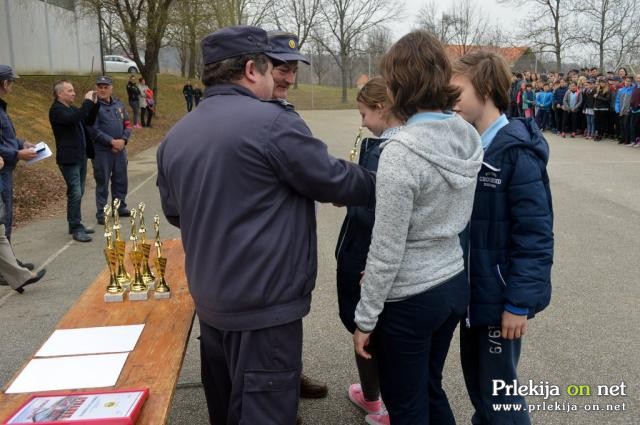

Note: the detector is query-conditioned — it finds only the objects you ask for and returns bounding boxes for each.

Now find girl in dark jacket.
[594,80,611,141]
[335,76,403,422]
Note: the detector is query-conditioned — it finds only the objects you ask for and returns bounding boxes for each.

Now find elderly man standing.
[49,80,99,242]
[87,76,131,224]
[157,26,375,424]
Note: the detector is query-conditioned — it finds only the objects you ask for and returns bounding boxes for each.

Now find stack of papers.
[5,324,145,394]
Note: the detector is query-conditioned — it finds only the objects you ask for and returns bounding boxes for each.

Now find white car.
[103,55,139,73]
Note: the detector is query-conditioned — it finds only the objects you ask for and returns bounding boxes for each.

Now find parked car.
[103,55,139,73]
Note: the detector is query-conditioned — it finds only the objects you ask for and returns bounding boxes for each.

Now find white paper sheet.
[25,141,52,164]
[35,324,145,357]
[6,352,129,394]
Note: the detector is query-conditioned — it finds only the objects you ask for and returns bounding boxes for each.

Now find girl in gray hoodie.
[352,31,483,425]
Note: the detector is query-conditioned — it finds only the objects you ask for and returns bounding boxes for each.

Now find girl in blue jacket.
[335,76,403,423]
[452,51,554,425]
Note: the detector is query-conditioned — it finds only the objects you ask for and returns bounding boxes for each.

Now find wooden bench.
[0,239,194,425]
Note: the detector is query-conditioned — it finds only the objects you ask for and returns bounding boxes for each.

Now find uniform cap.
[267,32,310,64]
[96,75,113,85]
[201,26,286,65]
[0,65,19,81]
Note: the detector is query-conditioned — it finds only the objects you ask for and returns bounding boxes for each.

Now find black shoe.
[73,229,92,242]
[97,217,105,225]
[17,260,35,271]
[300,373,328,399]
[15,269,46,294]
[118,208,131,217]
[68,225,96,235]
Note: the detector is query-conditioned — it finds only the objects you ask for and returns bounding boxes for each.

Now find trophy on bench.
[128,209,151,301]
[103,204,125,302]
[153,214,171,299]
[113,198,131,290]
[137,202,156,290]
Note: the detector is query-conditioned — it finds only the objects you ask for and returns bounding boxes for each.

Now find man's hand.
[23,142,35,149]
[0,156,4,170]
[501,311,528,340]
[85,90,96,102]
[17,148,37,161]
[353,329,372,359]
[111,139,126,152]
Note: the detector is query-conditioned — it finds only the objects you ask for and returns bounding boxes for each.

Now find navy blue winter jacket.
[335,137,382,333]
[553,86,567,107]
[466,118,554,327]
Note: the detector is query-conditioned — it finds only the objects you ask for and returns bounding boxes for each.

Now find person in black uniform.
[87,76,131,224]
[157,26,375,425]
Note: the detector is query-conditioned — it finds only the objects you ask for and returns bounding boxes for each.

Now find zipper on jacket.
[336,216,351,259]
[496,264,507,286]
[465,221,472,328]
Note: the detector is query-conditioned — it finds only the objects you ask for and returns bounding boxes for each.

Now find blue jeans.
[375,272,469,425]
[59,160,87,232]
[586,113,595,136]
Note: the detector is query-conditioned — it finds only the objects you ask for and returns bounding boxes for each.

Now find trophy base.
[104,292,125,303]
[128,289,151,301]
[154,290,171,300]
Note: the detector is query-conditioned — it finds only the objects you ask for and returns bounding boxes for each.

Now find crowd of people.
[157,25,553,425]
[509,67,640,145]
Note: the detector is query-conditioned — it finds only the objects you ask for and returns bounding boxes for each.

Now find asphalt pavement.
[0,110,638,425]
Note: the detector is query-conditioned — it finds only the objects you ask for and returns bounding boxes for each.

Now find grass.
[4,73,357,227]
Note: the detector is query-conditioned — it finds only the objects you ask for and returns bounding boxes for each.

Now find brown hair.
[379,31,459,118]
[452,50,511,113]
[202,53,270,87]
[357,76,405,121]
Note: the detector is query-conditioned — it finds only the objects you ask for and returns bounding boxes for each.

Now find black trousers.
[460,325,531,425]
[199,319,302,425]
[375,272,468,425]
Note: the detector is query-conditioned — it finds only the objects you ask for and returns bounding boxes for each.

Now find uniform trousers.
[92,149,128,219]
[0,224,32,289]
[199,318,302,425]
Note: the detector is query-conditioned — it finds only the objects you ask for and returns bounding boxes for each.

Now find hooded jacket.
[354,113,483,332]
[466,118,553,327]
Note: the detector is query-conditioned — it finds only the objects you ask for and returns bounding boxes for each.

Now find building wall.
[0,0,101,74]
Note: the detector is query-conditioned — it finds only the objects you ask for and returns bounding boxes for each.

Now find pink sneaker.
[365,411,390,425]
[348,384,383,414]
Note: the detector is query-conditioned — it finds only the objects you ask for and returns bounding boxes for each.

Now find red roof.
[444,45,530,65]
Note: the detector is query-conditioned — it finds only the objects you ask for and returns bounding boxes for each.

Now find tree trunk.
[340,51,348,103]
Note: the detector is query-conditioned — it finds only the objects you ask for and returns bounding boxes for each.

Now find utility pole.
[97,3,105,75]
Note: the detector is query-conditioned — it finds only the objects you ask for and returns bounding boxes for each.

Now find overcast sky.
[388,0,529,41]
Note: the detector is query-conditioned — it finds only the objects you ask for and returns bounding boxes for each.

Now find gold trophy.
[137,202,156,290]
[349,127,363,162]
[153,214,171,299]
[127,209,150,301]
[112,198,131,289]
[103,204,125,302]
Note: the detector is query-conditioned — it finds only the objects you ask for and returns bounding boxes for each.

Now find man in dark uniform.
[157,26,375,424]
[268,31,329,400]
[49,80,99,242]
[87,75,131,224]
[0,64,37,278]
[0,65,38,242]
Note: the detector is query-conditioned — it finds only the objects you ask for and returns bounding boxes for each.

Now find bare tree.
[79,0,176,94]
[416,0,490,53]
[318,0,401,102]
[209,0,276,27]
[573,0,638,71]
[498,0,576,71]
[308,31,332,85]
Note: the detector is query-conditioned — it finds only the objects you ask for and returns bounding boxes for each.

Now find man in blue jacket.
[87,76,131,224]
[157,26,375,424]
[453,51,554,425]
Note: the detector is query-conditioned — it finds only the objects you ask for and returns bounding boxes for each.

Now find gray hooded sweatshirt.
[354,113,483,332]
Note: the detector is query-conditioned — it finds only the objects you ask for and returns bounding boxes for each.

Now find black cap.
[96,75,113,85]
[201,26,286,65]
[0,65,19,81]
[268,32,310,64]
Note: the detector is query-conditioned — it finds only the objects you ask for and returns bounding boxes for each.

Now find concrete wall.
[0,0,101,74]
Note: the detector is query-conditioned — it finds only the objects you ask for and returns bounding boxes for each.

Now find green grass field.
[3,73,358,225]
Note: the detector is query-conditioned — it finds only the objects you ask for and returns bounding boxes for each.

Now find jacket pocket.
[240,369,299,425]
